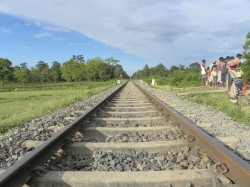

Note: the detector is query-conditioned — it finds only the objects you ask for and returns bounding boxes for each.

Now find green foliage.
[105,57,119,66]
[85,57,105,81]
[133,63,169,79]
[152,64,169,76]
[71,54,85,63]
[35,61,50,82]
[114,65,125,79]
[132,63,200,87]
[0,54,128,84]
[86,90,94,98]
[132,32,250,87]
[85,57,128,81]
[189,62,200,71]
[0,58,13,85]
[243,32,250,81]
[61,59,86,81]
[0,81,113,133]
[185,92,250,125]
[165,69,200,87]
[13,63,30,84]
[29,67,39,83]
[50,61,61,82]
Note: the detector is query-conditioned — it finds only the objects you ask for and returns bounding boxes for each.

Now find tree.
[0,58,13,84]
[132,70,143,79]
[50,61,61,82]
[0,54,128,84]
[243,32,250,80]
[114,65,123,79]
[170,65,179,72]
[105,57,120,80]
[61,59,85,81]
[152,63,169,76]
[142,64,150,77]
[71,54,85,63]
[189,62,200,72]
[35,61,50,82]
[30,67,40,83]
[73,62,85,81]
[105,57,119,66]
[98,63,109,81]
[113,64,129,79]
[13,63,30,83]
[178,64,186,70]
[85,57,103,81]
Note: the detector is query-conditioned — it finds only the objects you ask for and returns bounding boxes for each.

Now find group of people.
[200,54,250,105]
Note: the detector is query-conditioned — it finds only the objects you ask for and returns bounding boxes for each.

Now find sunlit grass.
[156,85,224,93]
[0,82,113,133]
[155,84,250,125]
[184,92,250,125]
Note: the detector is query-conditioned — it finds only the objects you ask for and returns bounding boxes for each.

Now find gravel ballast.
[81,130,185,143]
[45,146,212,172]
[1,81,249,171]
[140,83,250,162]
[0,85,121,169]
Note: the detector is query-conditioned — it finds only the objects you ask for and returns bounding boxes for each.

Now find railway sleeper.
[29,141,223,186]
[28,169,220,187]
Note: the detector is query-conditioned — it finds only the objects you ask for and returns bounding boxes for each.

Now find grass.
[0,81,114,134]
[154,84,250,125]
[157,85,223,94]
[0,81,116,91]
[180,90,250,125]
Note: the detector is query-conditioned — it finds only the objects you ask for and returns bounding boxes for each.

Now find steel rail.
[134,81,250,187]
[0,81,128,187]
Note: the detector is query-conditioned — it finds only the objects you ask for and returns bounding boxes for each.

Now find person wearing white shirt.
[200,59,207,86]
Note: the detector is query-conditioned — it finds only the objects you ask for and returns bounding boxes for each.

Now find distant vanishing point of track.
[0,81,249,187]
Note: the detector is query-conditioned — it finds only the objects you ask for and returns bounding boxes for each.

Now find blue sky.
[0,0,250,75]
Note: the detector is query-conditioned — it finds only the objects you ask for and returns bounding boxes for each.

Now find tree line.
[131,63,202,87]
[132,32,250,87]
[0,55,129,85]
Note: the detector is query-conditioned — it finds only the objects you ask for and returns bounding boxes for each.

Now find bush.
[143,70,201,87]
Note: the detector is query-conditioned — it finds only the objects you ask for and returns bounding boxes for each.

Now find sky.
[0,0,250,75]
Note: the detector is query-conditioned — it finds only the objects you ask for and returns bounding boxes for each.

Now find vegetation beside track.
[184,91,250,125]
[156,85,250,126]
[0,81,114,134]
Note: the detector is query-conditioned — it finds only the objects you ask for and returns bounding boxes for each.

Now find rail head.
[0,81,128,187]
[134,81,250,187]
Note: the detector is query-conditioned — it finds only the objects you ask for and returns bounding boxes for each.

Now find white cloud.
[42,26,69,32]
[34,32,52,39]
[68,42,89,46]
[33,21,69,32]
[0,0,250,68]
[0,26,14,33]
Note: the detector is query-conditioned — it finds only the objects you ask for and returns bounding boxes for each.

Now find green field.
[184,92,250,125]
[156,85,250,125]
[0,81,114,134]
[157,85,224,93]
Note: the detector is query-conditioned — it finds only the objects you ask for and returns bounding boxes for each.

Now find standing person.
[200,59,207,86]
[235,53,242,63]
[227,60,244,105]
[210,60,218,88]
[220,58,227,87]
[225,56,232,90]
[217,57,223,87]
[206,67,211,86]
[151,78,155,86]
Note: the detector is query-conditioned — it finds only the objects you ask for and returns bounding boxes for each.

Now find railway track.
[0,81,250,187]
